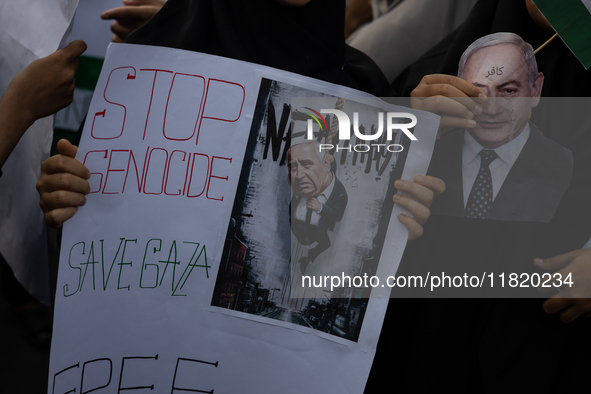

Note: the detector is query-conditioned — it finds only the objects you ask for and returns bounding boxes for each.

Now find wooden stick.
[534,32,558,54]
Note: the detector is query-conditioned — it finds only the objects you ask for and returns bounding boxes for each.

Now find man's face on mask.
[462,43,543,149]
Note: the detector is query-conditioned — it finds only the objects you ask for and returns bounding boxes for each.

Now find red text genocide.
[84,66,246,201]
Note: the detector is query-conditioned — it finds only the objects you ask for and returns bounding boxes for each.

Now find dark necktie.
[305,206,313,224]
[465,149,498,219]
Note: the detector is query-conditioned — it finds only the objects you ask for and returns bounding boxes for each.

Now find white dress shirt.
[462,124,530,208]
[294,174,336,226]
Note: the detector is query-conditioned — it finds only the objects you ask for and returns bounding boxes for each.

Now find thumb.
[60,40,87,60]
[57,139,78,158]
[534,249,584,271]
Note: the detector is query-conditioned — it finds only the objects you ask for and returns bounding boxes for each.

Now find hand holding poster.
[49,43,439,393]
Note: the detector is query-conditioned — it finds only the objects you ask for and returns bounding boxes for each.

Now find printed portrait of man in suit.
[288,141,348,274]
[428,32,573,222]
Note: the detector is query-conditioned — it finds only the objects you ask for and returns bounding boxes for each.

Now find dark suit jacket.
[428,125,573,222]
[291,175,348,242]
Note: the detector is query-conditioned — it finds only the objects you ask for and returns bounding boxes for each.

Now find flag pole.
[534,32,558,54]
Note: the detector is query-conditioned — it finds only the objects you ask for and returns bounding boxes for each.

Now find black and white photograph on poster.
[211,78,411,343]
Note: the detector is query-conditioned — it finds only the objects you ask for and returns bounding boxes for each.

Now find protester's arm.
[101,0,165,43]
[410,74,487,137]
[37,139,90,228]
[0,40,86,168]
[534,249,591,323]
[0,89,35,169]
[394,175,445,240]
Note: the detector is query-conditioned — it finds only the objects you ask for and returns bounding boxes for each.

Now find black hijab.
[127,0,392,96]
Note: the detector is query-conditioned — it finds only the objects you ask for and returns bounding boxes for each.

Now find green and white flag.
[533,0,591,69]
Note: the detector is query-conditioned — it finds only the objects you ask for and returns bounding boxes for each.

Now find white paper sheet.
[54,0,128,133]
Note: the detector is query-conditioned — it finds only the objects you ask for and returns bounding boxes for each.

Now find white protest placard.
[49,43,439,393]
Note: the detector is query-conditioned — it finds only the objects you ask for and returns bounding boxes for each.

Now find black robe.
[366,1,591,393]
